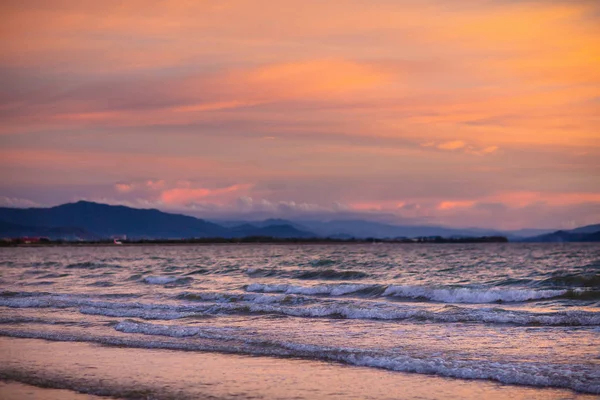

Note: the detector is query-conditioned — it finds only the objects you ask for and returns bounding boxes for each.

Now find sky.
[1,0,599,229]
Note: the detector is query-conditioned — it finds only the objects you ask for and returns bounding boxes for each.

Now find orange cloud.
[172,101,260,113]
[481,146,498,154]
[437,141,466,150]
[159,184,252,205]
[243,60,389,97]
[1,0,599,229]
[437,201,476,211]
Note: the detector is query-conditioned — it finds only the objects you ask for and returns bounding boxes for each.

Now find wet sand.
[0,337,595,400]
[0,381,110,400]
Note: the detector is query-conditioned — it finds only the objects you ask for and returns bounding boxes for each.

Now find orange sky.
[1,0,599,229]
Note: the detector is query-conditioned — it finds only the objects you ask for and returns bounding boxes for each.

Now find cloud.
[0,196,40,208]
[172,101,260,113]
[437,140,466,150]
[1,0,599,230]
[234,196,329,214]
[421,140,500,155]
[145,180,165,190]
[481,146,499,154]
[159,184,252,206]
[241,60,390,97]
[437,200,476,210]
[115,179,165,193]
[115,183,134,193]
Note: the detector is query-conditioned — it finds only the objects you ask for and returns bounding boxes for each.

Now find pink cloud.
[0,196,40,208]
[159,184,252,205]
[437,200,477,210]
[115,183,134,193]
[145,179,165,190]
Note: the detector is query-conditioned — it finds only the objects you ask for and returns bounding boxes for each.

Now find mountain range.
[0,201,313,240]
[0,201,598,242]
[519,225,600,243]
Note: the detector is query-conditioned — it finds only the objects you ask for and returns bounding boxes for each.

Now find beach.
[2,337,597,400]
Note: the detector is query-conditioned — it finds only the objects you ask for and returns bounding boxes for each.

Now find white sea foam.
[0,326,597,394]
[80,307,193,320]
[382,285,567,303]
[246,283,569,303]
[114,320,242,340]
[246,283,374,296]
[115,320,203,337]
[1,292,599,325]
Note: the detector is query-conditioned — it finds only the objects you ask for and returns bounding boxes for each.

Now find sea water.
[0,243,598,396]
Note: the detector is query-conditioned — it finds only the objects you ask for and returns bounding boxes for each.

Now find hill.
[520,227,600,243]
[568,224,600,234]
[0,201,315,240]
[289,219,505,239]
[0,220,98,240]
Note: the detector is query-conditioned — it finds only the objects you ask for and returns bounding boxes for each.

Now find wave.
[65,262,120,270]
[228,303,600,326]
[0,291,136,299]
[2,292,597,326]
[176,291,309,305]
[142,276,193,285]
[87,281,115,287]
[0,325,597,394]
[80,307,194,320]
[38,273,70,279]
[539,273,600,288]
[246,283,381,297]
[381,285,568,303]
[245,283,585,303]
[310,258,337,267]
[246,268,369,280]
[246,268,280,277]
[23,281,55,286]
[293,269,369,280]
[183,268,210,276]
[114,320,239,340]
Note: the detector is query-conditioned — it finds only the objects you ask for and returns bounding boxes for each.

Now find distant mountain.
[0,220,97,240]
[214,218,555,239]
[3,201,589,241]
[520,227,600,243]
[228,223,315,238]
[569,224,600,234]
[0,201,316,240]
[292,219,503,239]
[503,228,556,238]
[210,218,308,231]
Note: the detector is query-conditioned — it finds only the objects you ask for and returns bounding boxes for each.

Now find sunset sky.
[1,0,599,229]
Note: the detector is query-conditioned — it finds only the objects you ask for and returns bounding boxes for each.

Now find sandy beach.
[0,337,596,400]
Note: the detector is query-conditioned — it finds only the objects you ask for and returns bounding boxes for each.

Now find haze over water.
[1,243,599,397]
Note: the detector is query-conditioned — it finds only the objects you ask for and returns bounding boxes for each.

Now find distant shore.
[1,236,509,247]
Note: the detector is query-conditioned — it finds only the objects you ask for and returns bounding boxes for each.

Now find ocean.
[0,243,599,399]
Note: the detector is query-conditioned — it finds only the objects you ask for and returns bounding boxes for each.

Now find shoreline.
[3,238,514,247]
[0,337,596,400]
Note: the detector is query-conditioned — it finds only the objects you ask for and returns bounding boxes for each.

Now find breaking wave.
[245,283,589,303]
[1,291,598,326]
